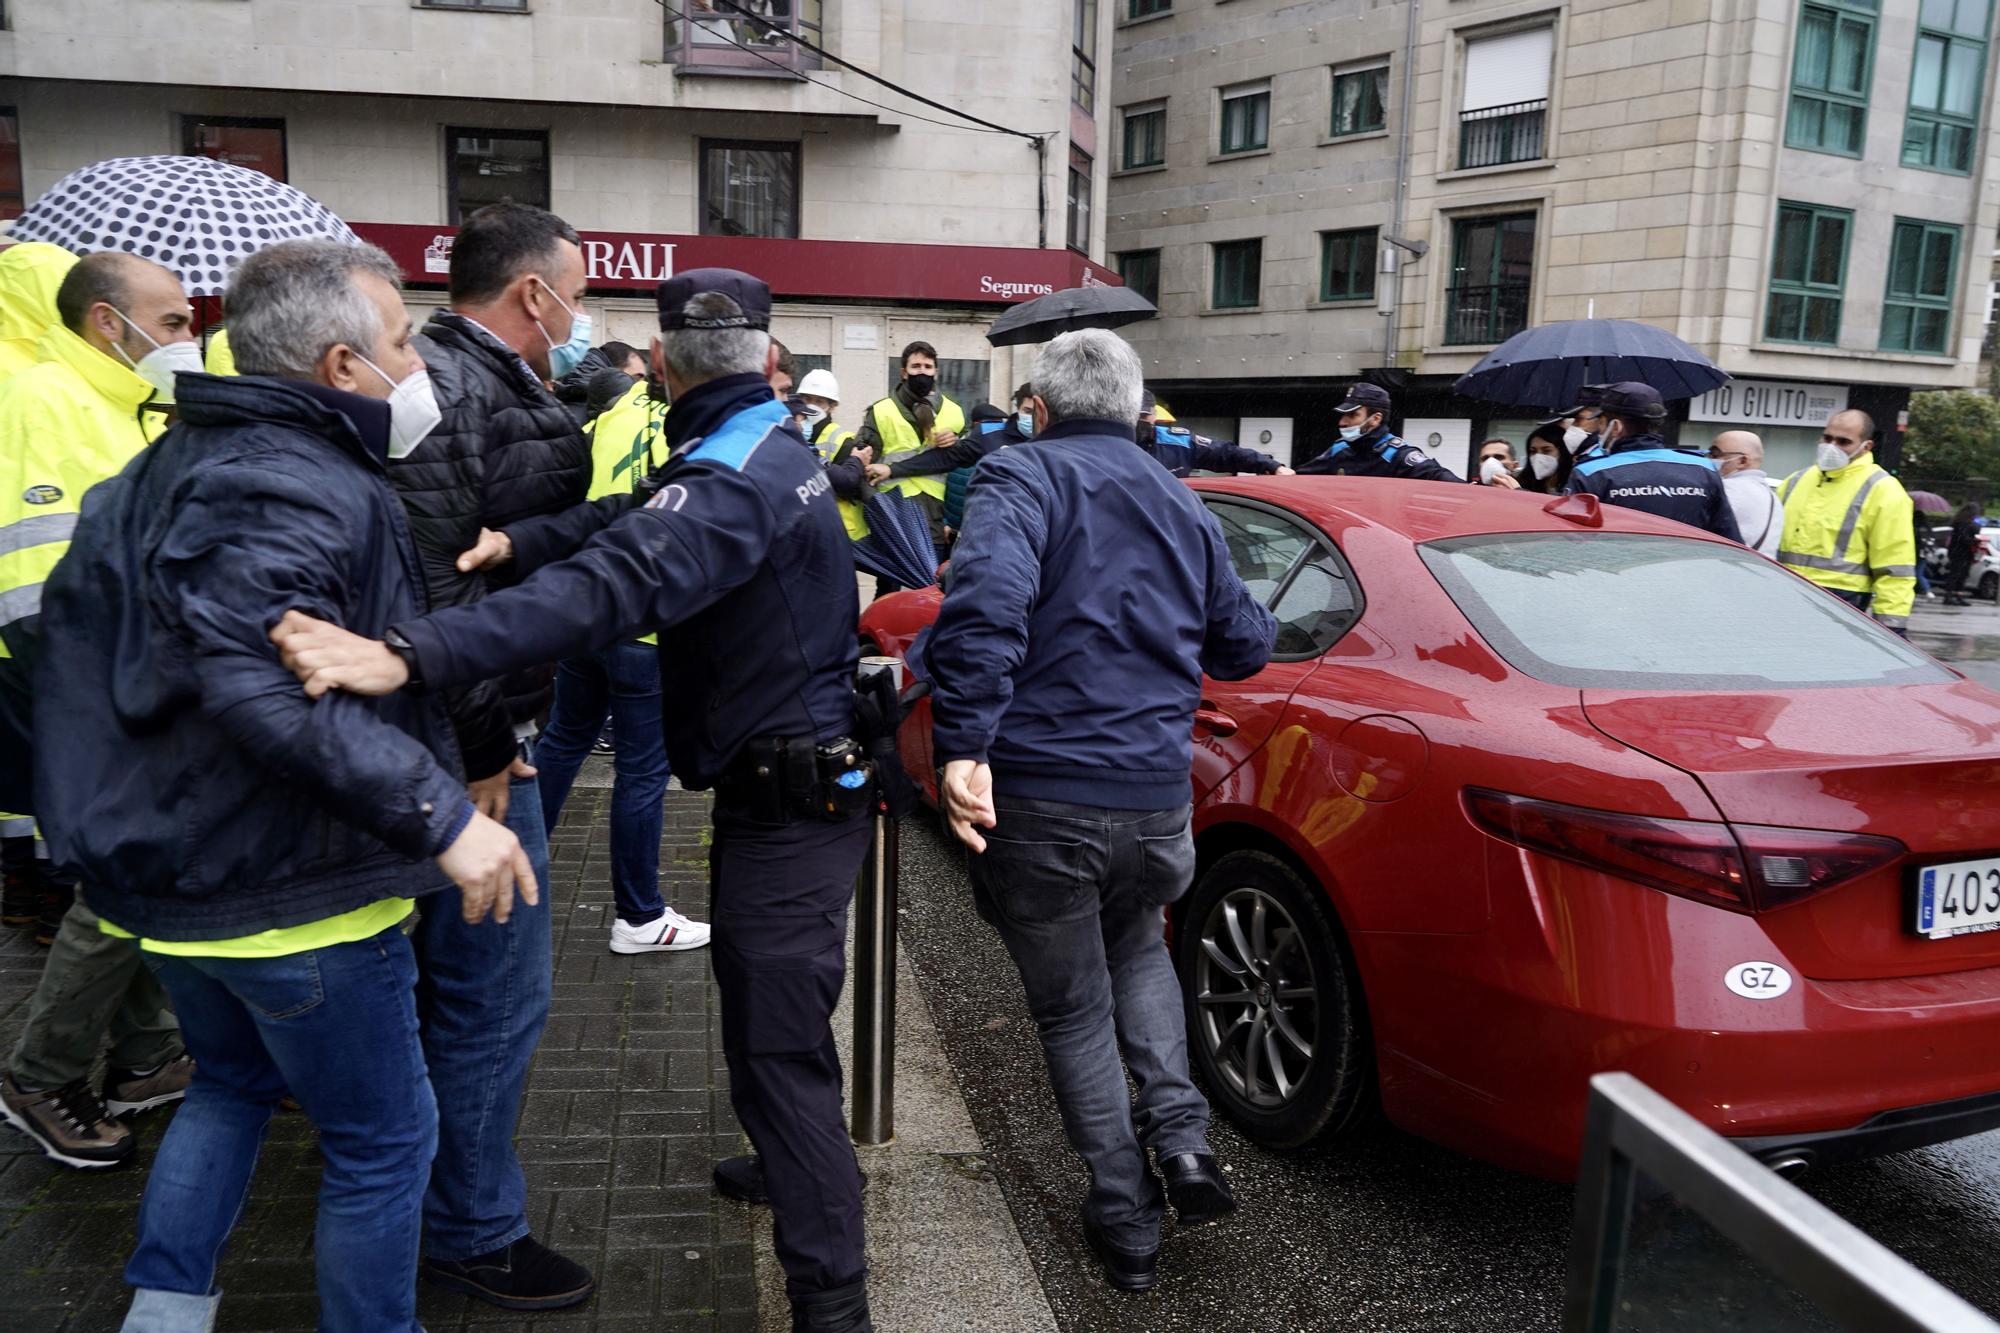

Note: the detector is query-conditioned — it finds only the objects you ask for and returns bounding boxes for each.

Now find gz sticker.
[22,485,62,505]
[1724,961,1792,1001]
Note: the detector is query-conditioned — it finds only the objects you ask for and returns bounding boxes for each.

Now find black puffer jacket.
[391,310,590,781]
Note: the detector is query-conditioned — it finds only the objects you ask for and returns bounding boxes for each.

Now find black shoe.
[1160,1151,1237,1226]
[1080,1210,1158,1293]
[714,1154,868,1205]
[34,881,74,949]
[0,866,36,927]
[422,1235,595,1311]
[791,1278,875,1333]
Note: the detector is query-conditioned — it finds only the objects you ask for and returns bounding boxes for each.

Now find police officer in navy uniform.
[1563,381,1742,542]
[1137,390,1293,477]
[1297,382,1462,481]
[272,269,880,1333]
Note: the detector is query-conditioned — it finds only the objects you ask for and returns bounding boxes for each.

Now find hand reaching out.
[270,610,409,698]
[865,463,892,486]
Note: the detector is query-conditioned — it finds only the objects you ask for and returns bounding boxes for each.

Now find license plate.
[1915,858,2000,939]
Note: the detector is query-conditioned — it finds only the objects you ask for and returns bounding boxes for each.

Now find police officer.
[1138,390,1293,477]
[1297,383,1461,480]
[1562,381,1742,541]
[1535,384,1610,466]
[272,268,880,1333]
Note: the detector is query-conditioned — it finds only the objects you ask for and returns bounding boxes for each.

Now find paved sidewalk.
[0,781,760,1332]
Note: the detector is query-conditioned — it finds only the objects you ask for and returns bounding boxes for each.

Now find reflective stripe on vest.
[1779,469,1887,585]
[870,395,964,502]
[812,421,869,540]
[0,512,77,559]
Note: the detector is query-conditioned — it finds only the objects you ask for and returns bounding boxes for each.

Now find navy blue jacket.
[1564,432,1743,542]
[396,374,860,790]
[1298,425,1461,481]
[35,374,468,942]
[944,419,1022,530]
[914,419,1277,811]
[1146,424,1282,478]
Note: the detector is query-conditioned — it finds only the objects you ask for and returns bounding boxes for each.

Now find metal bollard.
[850,658,902,1146]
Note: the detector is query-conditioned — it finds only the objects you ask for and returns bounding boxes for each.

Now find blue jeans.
[967,798,1208,1253]
[121,925,435,1333]
[535,643,669,925]
[412,757,552,1261]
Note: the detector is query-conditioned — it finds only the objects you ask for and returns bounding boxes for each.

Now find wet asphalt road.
[895,597,2000,1333]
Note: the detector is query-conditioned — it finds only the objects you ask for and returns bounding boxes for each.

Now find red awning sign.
[354,223,1121,305]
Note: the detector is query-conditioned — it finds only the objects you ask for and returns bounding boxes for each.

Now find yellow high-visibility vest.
[868,393,964,503]
[1777,456,1917,628]
[0,243,77,386]
[809,418,869,540]
[0,326,163,659]
[582,380,670,645]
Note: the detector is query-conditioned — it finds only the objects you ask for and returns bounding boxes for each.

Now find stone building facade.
[0,0,1118,410]
[1110,0,2000,475]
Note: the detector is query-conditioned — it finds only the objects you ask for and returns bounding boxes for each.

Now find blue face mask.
[534,278,592,380]
[1016,411,1034,438]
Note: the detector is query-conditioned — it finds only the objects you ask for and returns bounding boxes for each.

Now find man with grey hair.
[32,238,536,1331]
[270,268,881,1333]
[916,328,1277,1292]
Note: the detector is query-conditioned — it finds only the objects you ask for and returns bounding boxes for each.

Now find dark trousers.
[710,803,872,1297]
[967,797,1208,1253]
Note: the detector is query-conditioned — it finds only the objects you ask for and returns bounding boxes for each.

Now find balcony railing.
[665,0,824,76]
[1458,99,1547,169]
[1444,282,1531,345]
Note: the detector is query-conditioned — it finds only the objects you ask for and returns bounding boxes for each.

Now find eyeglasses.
[1707,449,1746,463]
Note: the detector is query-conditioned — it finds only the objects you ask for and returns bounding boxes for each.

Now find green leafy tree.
[1903,390,2000,481]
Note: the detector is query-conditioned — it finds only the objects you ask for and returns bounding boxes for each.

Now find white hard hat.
[797,368,841,402]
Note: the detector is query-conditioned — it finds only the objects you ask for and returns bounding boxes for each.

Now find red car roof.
[1188,476,1740,547]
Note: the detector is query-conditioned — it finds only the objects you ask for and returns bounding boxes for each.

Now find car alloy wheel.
[1195,886,1319,1109]
[1177,850,1372,1149]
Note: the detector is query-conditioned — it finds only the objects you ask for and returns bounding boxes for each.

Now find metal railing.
[849,658,904,1146]
[1459,99,1547,169]
[1566,1074,2000,1333]
[1444,282,1531,345]
[665,0,823,75]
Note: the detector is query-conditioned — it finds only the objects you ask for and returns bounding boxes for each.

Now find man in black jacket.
[388,201,597,1308]
[33,239,537,1333]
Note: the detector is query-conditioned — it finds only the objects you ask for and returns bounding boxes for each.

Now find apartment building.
[0,0,1119,410]
[1108,0,2000,476]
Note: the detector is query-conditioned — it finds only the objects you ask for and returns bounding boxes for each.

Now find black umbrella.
[986,284,1157,347]
[853,491,939,589]
[1452,319,1728,408]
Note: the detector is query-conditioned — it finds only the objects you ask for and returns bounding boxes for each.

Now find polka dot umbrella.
[7,154,359,296]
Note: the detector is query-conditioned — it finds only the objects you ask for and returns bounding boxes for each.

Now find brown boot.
[105,1054,196,1117]
[0,1073,133,1169]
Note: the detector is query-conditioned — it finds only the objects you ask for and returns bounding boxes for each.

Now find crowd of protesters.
[0,174,1975,1331]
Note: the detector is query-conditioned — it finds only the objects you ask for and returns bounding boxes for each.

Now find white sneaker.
[609,908,712,954]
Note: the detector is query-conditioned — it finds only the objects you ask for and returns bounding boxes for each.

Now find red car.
[861,477,2000,1179]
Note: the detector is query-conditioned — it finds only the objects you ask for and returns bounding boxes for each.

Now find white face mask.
[1562,426,1591,455]
[1479,455,1510,483]
[357,353,444,459]
[1530,453,1559,481]
[799,405,828,428]
[1817,442,1855,473]
[109,306,202,404]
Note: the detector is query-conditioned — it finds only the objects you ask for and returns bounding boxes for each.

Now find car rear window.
[1419,533,1953,690]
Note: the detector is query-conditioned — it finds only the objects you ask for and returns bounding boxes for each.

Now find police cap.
[1597,381,1666,420]
[656,268,773,331]
[1539,383,1608,426]
[1336,383,1392,414]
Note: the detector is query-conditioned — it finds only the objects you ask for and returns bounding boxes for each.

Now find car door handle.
[1195,705,1239,737]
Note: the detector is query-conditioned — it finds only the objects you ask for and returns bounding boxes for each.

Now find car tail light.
[1463,789,1906,914]
[1730,823,1906,911]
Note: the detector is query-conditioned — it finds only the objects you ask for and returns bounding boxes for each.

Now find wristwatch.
[383,627,425,693]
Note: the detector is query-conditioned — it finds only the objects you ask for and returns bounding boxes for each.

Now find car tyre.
[1176,850,1371,1150]
[1981,571,1998,602]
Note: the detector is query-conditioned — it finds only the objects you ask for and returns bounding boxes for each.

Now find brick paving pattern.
[0,785,759,1331]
